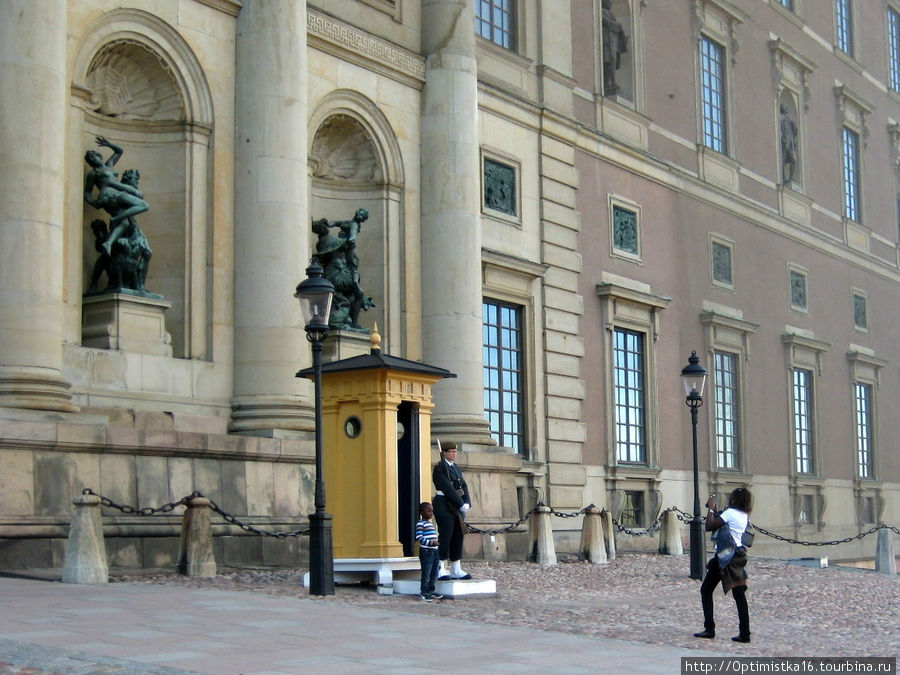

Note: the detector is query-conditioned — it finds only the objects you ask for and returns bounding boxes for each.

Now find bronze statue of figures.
[779,105,798,185]
[311,208,375,330]
[84,137,154,295]
[602,0,628,96]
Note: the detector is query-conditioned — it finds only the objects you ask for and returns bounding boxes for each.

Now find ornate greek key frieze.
[307,8,425,82]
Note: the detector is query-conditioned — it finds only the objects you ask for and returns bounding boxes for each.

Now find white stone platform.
[392,577,497,598]
[303,557,421,595]
[303,557,497,596]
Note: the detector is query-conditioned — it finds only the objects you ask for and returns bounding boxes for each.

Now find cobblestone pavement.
[113,554,898,658]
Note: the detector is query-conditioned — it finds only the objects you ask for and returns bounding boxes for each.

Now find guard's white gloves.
[459,503,470,513]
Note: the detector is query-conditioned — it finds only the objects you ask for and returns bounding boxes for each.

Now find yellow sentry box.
[297,328,454,559]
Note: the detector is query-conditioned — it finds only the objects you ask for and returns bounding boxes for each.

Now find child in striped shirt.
[415,502,443,601]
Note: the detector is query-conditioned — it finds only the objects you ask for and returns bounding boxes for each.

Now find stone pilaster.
[231,0,312,433]
[421,0,493,447]
[540,122,586,508]
[0,0,76,412]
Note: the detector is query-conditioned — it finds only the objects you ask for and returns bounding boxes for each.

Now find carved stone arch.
[308,90,406,352]
[73,8,213,125]
[70,8,214,359]
[308,89,405,188]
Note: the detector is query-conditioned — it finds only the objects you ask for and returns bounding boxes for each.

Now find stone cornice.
[192,0,242,17]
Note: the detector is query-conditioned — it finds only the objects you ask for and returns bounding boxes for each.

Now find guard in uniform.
[432,441,472,580]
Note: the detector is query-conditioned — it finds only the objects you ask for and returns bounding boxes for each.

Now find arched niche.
[602,0,636,102]
[308,91,405,352]
[71,9,214,359]
[778,90,802,188]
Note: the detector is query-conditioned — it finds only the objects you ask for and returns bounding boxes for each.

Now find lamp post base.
[690,517,705,580]
[308,510,334,595]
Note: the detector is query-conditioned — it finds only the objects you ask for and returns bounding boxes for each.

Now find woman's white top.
[720,508,749,548]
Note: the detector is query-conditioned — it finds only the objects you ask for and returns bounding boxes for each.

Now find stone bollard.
[529,505,557,565]
[176,497,217,578]
[62,494,108,584]
[579,505,608,564]
[601,509,616,562]
[658,509,684,556]
[874,527,897,575]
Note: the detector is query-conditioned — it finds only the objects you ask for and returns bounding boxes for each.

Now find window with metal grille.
[483,299,525,453]
[620,490,644,527]
[714,351,741,470]
[476,0,515,50]
[836,0,853,56]
[614,328,646,463]
[700,35,727,153]
[792,368,815,475]
[842,127,860,222]
[890,7,900,91]
[855,382,873,478]
[798,494,815,524]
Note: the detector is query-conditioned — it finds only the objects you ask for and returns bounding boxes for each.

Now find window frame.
[835,0,854,57]
[482,298,526,454]
[791,367,815,475]
[702,310,757,480]
[783,332,829,479]
[613,326,647,464]
[853,381,874,479]
[712,350,741,471]
[481,250,545,459]
[597,279,669,470]
[889,5,900,93]
[847,349,885,482]
[841,126,861,223]
[475,0,517,51]
[699,34,728,154]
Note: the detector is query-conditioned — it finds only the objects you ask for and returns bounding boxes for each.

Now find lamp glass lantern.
[681,351,708,398]
[294,260,334,338]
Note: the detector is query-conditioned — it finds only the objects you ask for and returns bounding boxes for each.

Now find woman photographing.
[693,487,753,643]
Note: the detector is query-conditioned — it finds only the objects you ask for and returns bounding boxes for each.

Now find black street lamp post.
[681,351,708,581]
[295,260,335,596]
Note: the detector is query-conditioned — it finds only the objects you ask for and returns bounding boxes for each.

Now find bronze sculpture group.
[84,137,154,295]
[312,208,375,330]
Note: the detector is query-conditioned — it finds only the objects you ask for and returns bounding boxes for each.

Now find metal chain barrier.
[82,488,199,516]
[83,488,896,546]
[82,488,310,538]
[666,504,898,546]
[750,522,899,547]
[611,506,676,536]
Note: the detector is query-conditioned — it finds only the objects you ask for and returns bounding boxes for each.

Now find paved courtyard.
[0,554,896,673]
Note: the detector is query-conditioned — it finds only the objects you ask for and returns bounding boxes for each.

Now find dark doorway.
[396,401,420,556]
